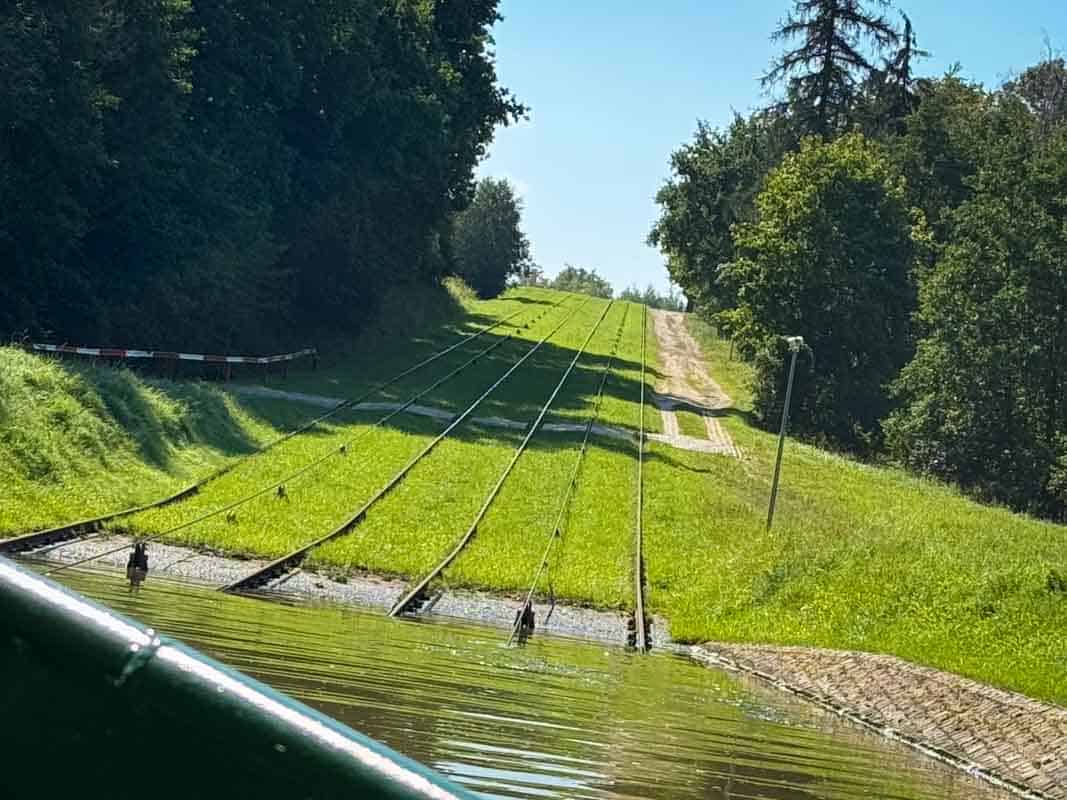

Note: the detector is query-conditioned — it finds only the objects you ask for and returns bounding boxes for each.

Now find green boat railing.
[0,556,476,799]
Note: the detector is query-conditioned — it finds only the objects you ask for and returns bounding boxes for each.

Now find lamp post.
[766,336,804,530]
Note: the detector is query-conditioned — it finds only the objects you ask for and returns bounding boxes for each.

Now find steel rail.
[220,298,591,594]
[39,299,561,575]
[506,305,629,646]
[632,303,650,651]
[390,299,614,618]
[2,301,537,557]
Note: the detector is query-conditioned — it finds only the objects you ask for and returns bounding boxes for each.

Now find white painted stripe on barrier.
[27,343,316,365]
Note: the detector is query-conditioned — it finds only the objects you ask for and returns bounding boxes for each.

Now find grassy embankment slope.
[126,290,658,608]
[644,315,1067,705]
[0,347,312,536]
[8,285,1065,705]
[0,279,487,538]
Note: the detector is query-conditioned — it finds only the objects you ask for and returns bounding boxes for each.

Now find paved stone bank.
[692,643,1067,799]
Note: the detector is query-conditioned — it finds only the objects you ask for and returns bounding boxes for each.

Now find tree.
[0,0,522,349]
[890,74,989,243]
[0,2,114,337]
[1004,50,1067,140]
[550,265,613,298]
[853,11,930,137]
[885,97,1067,519]
[880,13,928,125]
[619,284,684,311]
[513,263,546,287]
[764,0,899,138]
[721,133,927,449]
[649,110,796,313]
[450,178,530,298]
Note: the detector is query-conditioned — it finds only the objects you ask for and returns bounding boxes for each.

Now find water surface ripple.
[57,570,1006,800]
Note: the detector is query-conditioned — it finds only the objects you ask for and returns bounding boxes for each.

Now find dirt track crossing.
[649,310,738,457]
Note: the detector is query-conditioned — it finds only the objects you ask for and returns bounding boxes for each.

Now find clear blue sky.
[477,1,1066,294]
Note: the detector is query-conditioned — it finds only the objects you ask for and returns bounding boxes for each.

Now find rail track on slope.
[218,298,592,595]
[13,297,556,565]
[503,304,630,646]
[631,303,650,652]
[389,300,616,619]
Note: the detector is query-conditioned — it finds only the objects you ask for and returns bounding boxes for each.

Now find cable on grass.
[390,298,615,618]
[44,299,569,578]
[507,305,630,646]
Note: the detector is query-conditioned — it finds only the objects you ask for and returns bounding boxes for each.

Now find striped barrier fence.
[26,342,317,366]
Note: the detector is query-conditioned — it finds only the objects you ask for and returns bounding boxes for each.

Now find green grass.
[273,290,661,436]
[0,347,311,536]
[12,290,1065,706]
[644,322,1067,706]
[127,411,446,557]
[442,433,637,608]
[675,409,707,439]
[307,297,643,581]
[684,315,754,412]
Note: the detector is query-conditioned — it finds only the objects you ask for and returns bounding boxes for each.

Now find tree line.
[651,0,1067,520]
[510,262,682,309]
[1,1,521,351]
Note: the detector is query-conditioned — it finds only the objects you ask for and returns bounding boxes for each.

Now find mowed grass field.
[7,286,1067,706]
[0,347,314,535]
[642,316,1067,705]
[123,292,655,582]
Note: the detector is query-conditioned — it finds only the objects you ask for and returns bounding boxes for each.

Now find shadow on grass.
[49,359,310,471]
[34,291,670,499]
[500,296,554,305]
[261,309,666,428]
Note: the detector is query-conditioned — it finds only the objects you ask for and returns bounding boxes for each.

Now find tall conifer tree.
[764,0,899,137]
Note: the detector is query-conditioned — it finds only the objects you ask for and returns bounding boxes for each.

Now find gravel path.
[694,643,1067,800]
[24,535,652,646]
[648,310,738,457]
[230,385,716,453]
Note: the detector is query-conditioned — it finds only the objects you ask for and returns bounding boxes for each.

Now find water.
[54,569,1004,800]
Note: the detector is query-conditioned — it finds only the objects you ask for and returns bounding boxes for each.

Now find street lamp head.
[785,335,804,353]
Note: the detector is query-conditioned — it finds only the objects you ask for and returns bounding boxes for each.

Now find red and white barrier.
[27,343,317,366]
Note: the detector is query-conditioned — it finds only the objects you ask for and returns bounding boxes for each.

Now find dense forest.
[1,0,521,350]
[651,0,1067,520]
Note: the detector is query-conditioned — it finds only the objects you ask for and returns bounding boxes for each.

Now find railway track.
[1,300,542,558]
[220,298,592,594]
[389,300,615,618]
[630,303,650,651]
[504,305,630,646]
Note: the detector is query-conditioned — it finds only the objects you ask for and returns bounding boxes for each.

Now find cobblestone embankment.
[692,643,1067,799]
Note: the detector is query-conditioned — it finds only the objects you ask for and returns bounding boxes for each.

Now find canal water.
[57,569,1004,800]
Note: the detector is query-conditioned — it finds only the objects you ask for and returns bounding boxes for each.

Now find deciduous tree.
[721,133,926,448]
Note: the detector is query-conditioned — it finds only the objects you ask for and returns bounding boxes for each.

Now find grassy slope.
[308,297,627,577]
[0,348,310,535]
[16,287,1062,705]
[126,293,656,575]
[643,316,1067,705]
[675,409,707,439]
[435,301,644,607]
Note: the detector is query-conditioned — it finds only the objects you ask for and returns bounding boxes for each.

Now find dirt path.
[649,310,738,457]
